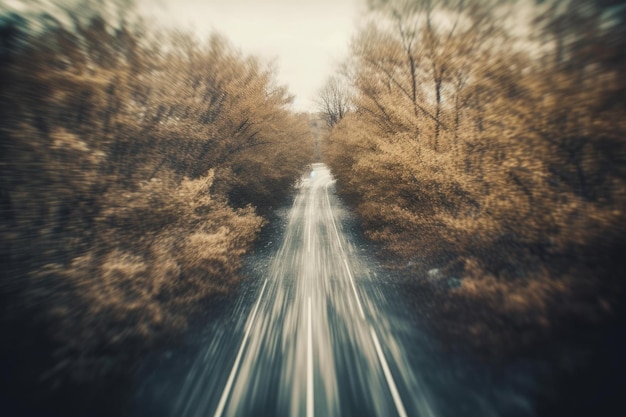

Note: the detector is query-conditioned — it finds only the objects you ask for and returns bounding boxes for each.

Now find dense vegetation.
[0,1,312,410]
[323,0,626,355]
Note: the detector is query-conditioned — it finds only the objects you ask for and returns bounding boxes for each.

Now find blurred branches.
[0,0,313,397]
[317,75,352,129]
[324,0,626,353]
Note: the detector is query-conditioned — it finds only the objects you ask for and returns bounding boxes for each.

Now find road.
[133,163,538,417]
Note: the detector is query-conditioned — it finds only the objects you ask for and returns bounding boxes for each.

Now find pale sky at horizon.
[141,0,366,112]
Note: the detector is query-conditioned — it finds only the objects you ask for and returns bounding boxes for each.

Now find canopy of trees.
[0,1,312,409]
[324,0,625,354]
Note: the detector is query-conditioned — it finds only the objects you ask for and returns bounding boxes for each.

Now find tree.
[317,75,351,129]
[324,0,626,361]
[0,1,313,404]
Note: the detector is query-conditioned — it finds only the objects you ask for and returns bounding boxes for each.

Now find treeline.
[323,0,625,354]
[0,0,311,408]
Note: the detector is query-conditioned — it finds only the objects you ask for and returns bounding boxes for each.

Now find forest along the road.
[133,163,539,417]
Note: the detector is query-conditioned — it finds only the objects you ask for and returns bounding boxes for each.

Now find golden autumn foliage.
[324,0,626,352]
[0,1,312,388]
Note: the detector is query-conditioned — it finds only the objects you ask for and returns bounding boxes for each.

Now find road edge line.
[213,278,269,417]
[307,297,314,417]
[370,326,408,417]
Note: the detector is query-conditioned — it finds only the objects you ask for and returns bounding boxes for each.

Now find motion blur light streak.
[171,163,431,417]
[1,0,625,416]
[212,278,269,417]
[134,163,541,417]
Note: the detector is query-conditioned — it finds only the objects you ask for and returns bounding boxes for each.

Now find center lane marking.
[307,297,314,417]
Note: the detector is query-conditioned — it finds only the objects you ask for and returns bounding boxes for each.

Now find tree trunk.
[434,76,442,151]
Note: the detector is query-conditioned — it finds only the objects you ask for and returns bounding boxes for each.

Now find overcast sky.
[140,0,365,112]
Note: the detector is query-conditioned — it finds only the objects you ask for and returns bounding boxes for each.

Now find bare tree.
[317,75,351,129]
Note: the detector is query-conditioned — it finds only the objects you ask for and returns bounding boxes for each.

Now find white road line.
[370,327,408,417]
[308,183,316,253]
[325,185,366,319]
[343,258,365,319]
[324,184,345,253]
[307,297,314,417]
[307,203,312,253]
[324,174,408,417]
[213,279,269,417]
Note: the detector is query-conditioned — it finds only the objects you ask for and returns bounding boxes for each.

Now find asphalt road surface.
[133,163,539,417]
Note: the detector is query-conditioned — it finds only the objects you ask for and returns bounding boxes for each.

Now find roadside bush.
[323,0,626,354]
[0,0,312,399]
